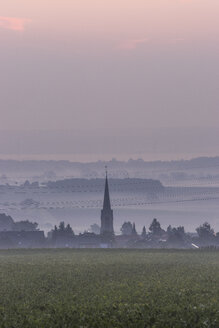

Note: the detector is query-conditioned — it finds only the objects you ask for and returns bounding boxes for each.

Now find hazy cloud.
[118,38,150,50]
[0,16,31,32]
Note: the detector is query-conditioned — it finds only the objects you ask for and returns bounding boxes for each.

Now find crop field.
[0,249,219,328]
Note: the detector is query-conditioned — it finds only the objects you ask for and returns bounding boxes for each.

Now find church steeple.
[100,167,114,235]
[103,167,111,211]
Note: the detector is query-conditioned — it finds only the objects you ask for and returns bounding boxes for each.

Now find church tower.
[100,168,114,235]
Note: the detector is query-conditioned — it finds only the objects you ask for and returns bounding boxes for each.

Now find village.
[0,171,218,249]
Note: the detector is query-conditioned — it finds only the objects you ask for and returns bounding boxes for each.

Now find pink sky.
[1,0,219,43]
[0,0,219,135]
[0,16,31,31]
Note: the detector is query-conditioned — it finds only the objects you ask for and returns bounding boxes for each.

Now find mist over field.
[0,156,219,234]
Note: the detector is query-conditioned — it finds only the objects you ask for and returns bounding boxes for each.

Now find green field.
[0,249,219,328]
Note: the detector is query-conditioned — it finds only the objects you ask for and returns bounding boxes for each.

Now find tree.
[196,222,214,242]
[12,220,38,231]
[132,223,137,236]
[216,232,219,244]
[120,222,132,235]
[51,222,74,244]
[141,226,146,238]
[55,222,74,235]
[167,226,186,245]
[0,213,14,231]
[176,226,185,236]
[167,225,172,235]
[51,225,58,241]
[90,223,100,234]
[149,218,162,236]
[23,180,31,187]
[65,224,74,235]
[59,221,65,232]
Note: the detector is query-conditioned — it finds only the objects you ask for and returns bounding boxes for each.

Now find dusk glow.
[0,0,219,157]
[0,16,31,32]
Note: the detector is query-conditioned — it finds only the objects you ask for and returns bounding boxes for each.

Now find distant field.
[0,249,219,328]
[2,184,219,233]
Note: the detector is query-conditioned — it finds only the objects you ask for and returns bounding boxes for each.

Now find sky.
[0,0,219,159]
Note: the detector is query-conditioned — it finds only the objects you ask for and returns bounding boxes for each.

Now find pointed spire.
[103,166,111,210]
[101,166,114,235]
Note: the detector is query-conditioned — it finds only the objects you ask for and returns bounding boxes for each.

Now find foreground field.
[0,250,219,327]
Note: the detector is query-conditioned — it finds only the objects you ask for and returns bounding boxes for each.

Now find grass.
[0,249,219,327]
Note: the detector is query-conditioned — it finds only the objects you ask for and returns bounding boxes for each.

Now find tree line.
[120,219,219,247]
[49,219,219,248]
